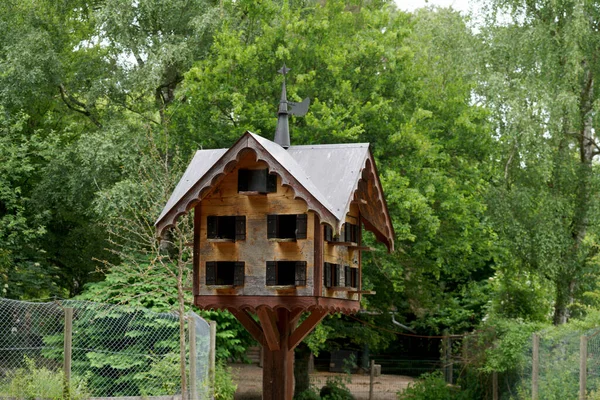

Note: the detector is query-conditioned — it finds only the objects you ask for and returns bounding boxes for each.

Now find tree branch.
[58,84,102,128]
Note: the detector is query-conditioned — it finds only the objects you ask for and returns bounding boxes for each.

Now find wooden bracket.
[229,309,266,347]
[257,307,281,351]
[288,309,328,350]
[289,309,304,327]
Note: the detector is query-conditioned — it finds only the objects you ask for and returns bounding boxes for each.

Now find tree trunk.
[294,343,311,396]
[553,278,572,325]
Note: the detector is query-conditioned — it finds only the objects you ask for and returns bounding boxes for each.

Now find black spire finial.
[274,64,310,149]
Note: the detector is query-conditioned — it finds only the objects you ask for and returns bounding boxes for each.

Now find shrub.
[319,376,354,399]
[214,361,237,399]
[398,371,459,400]
[0,356,89,400]
[294,387,321,400]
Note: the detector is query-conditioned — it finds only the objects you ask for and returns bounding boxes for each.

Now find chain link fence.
[509,327,600,400]
[0,298,211,399]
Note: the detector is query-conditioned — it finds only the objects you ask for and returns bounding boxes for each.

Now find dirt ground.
[231,363,414,400]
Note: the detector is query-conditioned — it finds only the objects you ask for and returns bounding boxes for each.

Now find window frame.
[324,262,342,288]
[205,261,245,286]
[207,215,246,241]
[267,214,308,241]
[342,222,359,244]
[266,261,307,287]
[345,266,359,288]
[238,169,277,193]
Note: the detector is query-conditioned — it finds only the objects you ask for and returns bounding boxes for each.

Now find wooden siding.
[321,202,360,300]
[197,153,315,297]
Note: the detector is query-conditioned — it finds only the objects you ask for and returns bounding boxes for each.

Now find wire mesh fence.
[507,327,600,400]
[0,298,211,399]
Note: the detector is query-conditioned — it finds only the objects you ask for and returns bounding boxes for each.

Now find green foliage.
[214,361,237,400]
[42,304,182,396]
[398,372,459,400]
[135,352,181,395]
[319,376,354,400]
[0,356,89,400]
[480,0,600,324]
[478,318,545,374]
[294,387,321,400]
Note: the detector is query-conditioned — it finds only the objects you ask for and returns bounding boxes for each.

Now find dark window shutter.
[352,224,359,243]
[324,225,332,242]
[205,262,216,285]
[324,263,332,288]
[267,172,277,193]
[334,265,341,286]
[207,216,218,239]
[296,214,307,239]
[266,261,277,285]
[345,266,351,287]
[235,216,246,241]
[344,224,352,242]
[352,268,359,288]
[295,262,306,286]
[234,262,245,286]
[267,215,277,239]
[238,169,249,191]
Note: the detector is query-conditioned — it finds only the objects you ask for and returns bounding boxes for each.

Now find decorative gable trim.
[354,153,395,252]
[155,132,338,238]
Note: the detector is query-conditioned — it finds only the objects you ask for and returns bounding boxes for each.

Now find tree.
[479,0,600,324]
[0,0,222,298]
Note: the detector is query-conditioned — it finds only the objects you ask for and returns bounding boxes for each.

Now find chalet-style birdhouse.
[155,67,394,400]
[156,131,394,308]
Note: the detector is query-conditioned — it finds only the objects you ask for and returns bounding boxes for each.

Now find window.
[205,262,244,286]
[342,223,359,243]
[345,266,359,288]
[266,261,306,286]
[324,224,359,243]
[267,214,307,240]
[238,169,277,193]
[324,262,341,288]
[324,225,335,242]
[207,216,245,241]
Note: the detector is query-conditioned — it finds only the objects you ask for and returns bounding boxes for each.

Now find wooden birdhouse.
[155,67,394,400]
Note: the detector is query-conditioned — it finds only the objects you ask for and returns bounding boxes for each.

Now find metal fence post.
[189,314,197,400]
[63,307,73,400]
[580,335,588,400]
[532,333,539,400]
[209,320,217,398]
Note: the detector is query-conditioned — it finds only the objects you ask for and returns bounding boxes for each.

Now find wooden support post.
[492,371,498,400]
[532,333,539,400]
[257,307,281,351]
[443,332,452,384]
[580,335,588,400]
[230,307,329,400]
[369,359,375,400]
[188,315,197,400]
[63,307,73,400]
[262,309,294,400]
[209,320,217,399]
[193,206,201,296]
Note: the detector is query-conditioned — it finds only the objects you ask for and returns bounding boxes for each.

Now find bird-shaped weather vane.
[274,64,310,149]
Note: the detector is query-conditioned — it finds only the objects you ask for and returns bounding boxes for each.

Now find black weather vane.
[274,64,310,149]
